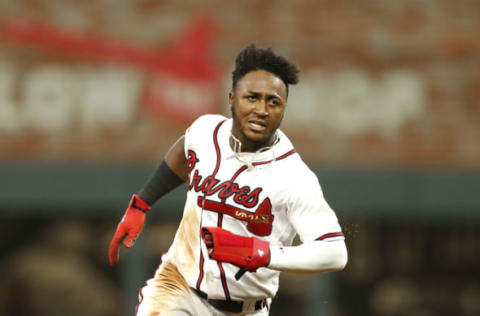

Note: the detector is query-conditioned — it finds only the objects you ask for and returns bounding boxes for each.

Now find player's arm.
[137,135,188,205]
[267,170,348,274]
[201,228,347,275]
[267,239,347,274]
[109,136,187,266]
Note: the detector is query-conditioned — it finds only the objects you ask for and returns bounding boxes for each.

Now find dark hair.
[232,44,299,96]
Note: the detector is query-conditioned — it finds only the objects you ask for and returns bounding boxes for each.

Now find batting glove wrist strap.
[201,227,270,272]
[130,194,151,213]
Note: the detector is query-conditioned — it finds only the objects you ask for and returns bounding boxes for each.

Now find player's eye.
[246,95,257,102]
[269,99,280,106]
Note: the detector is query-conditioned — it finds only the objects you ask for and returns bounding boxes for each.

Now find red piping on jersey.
[231,165,248,182]
[212,120,226,176]
[212,120,231,300]
[195,253,205,290]
[252,149,297,166]
[217,260,231,300]
[228,148,297,184]
[217,213,224,226]
[215,209,226,299]
[316,232,345,240]
[216,153,246,300]
[216,148,296,206]
[196,120,226,292]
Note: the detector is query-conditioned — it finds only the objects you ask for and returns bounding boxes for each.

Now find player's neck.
[230,131,277,153]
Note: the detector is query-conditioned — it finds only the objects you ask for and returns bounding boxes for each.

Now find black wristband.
[137,160,185,206]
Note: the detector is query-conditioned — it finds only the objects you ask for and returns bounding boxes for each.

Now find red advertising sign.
[0,16,222,123]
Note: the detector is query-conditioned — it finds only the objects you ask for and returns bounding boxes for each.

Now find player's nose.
[253,99,268,117]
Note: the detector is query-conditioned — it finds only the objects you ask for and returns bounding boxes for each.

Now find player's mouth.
[247,119,267,133]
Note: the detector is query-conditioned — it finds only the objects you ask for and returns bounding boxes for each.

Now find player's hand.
[201,227,270,272]
[109,194,151,266]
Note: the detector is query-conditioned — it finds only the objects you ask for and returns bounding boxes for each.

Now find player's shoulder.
[287,157,318,183]
[281,159,325,205]
[275,146,319,188]
[188,114,227,131]
[184,114,227,151]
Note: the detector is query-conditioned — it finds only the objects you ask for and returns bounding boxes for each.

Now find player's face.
[229,70,287,152]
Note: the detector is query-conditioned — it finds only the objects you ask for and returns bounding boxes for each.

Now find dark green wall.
[2,164,479,219]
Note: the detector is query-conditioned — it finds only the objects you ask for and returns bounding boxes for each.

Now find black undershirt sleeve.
[137,160,185,206]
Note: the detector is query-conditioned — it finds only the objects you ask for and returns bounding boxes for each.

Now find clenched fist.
[201,227,270,272]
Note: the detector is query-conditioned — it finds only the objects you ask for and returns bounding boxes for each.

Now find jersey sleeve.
[287,167,344,243]
[184,114,226,157]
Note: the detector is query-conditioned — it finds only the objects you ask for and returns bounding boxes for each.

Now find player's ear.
[228,91,234,109]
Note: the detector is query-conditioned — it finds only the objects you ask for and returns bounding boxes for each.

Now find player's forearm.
[268,240,348,274]
[137,160,185,205]
[137,136,187,206]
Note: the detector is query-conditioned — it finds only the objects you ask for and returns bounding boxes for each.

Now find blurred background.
[1,1,479,316]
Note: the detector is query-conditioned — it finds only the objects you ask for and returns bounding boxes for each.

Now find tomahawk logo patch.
[198,196,274,236]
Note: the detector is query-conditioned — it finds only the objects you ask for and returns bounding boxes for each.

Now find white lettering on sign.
[0,63,142,135]
[79,66,142,134]
[286,68,425,139]
[22,65,78,132]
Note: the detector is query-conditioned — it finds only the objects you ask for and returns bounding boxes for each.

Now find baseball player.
[109,44,348,315]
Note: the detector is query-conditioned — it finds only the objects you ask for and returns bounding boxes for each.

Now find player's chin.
[245,131,271,145]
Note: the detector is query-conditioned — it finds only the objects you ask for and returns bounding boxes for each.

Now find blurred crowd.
[1,216,479,316]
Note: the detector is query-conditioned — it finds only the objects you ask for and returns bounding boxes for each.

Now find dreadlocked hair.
[232,44,299,96]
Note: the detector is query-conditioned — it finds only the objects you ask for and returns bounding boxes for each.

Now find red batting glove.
[201,227,270,272]
[109,194,151,266]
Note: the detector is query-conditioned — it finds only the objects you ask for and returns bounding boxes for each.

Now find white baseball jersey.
[163,114,344,301]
